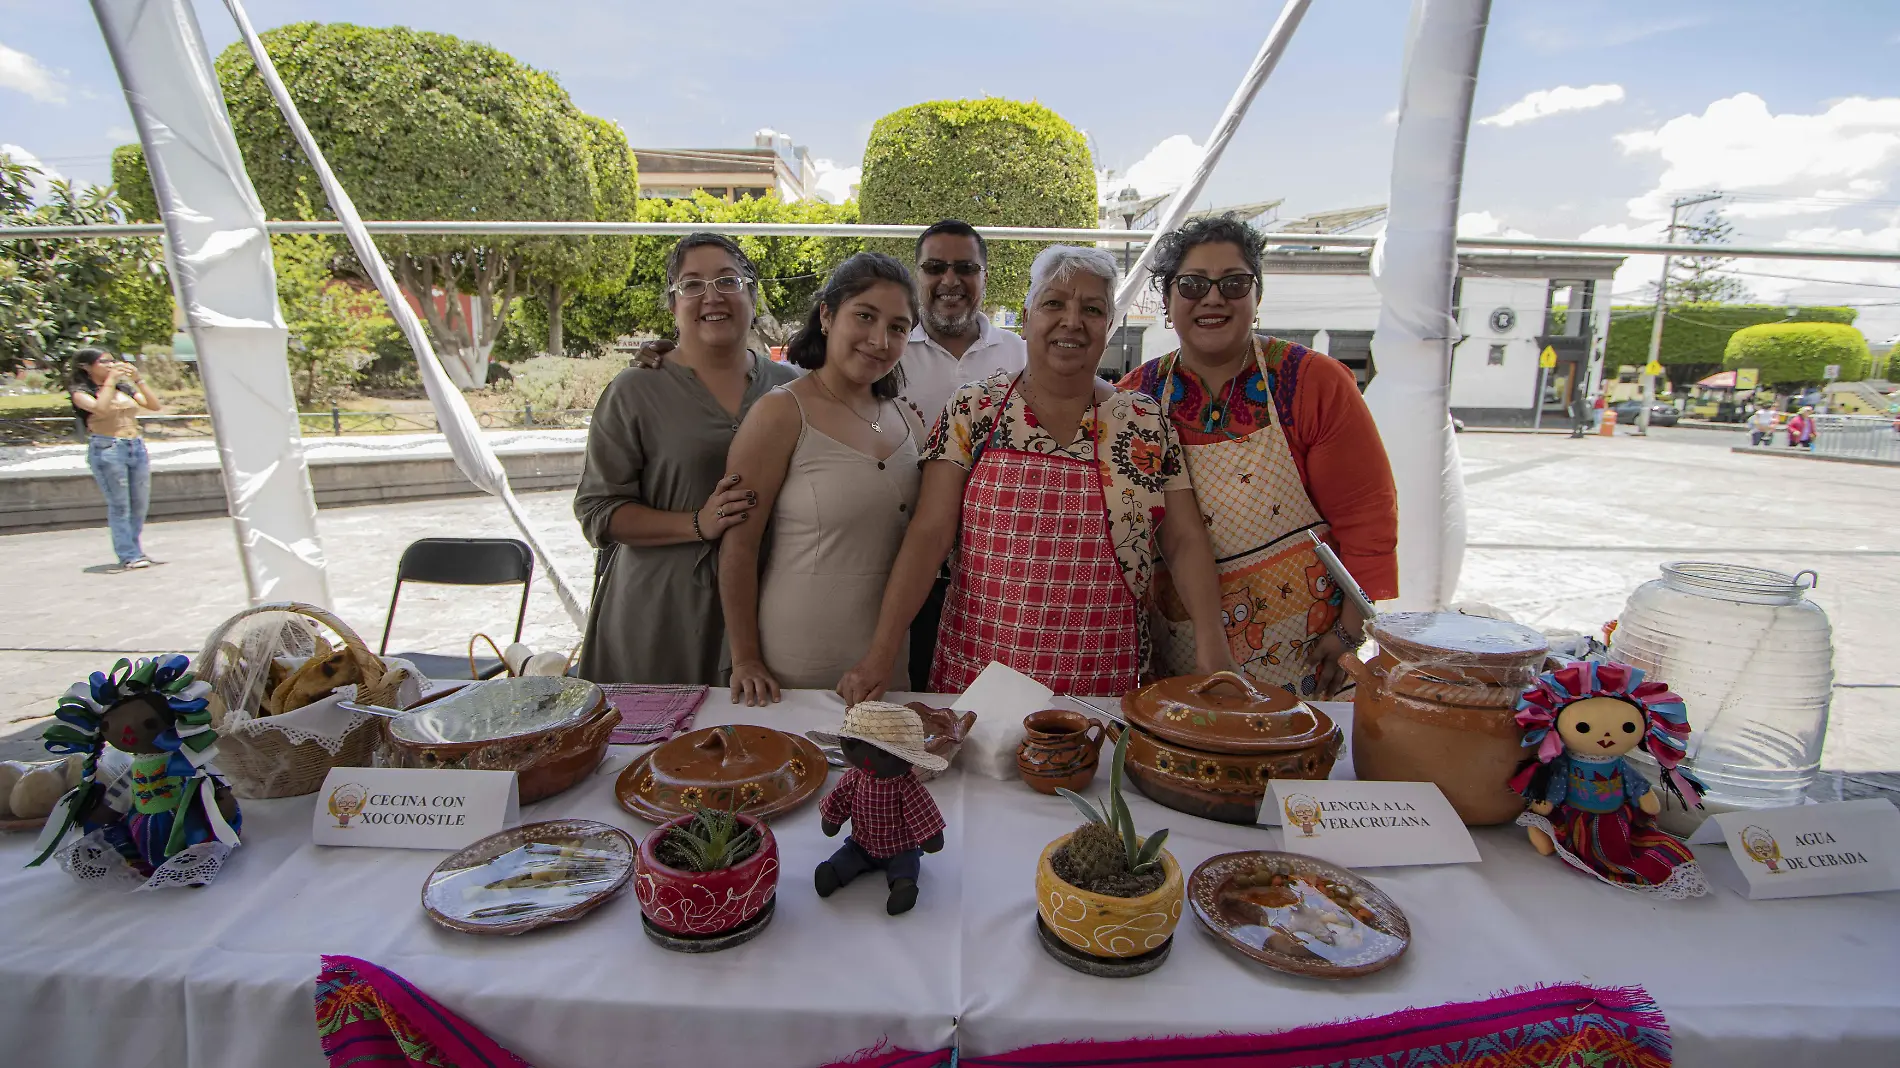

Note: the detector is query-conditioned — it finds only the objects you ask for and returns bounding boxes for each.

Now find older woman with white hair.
[837,245,1233,701]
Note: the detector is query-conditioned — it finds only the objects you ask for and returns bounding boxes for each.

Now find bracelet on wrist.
[691,508,707,542]
[1333,621,1360,647]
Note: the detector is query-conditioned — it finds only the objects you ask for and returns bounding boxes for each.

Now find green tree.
[1606,303,1857,386]
[117,22,608,388]
[858,98,1096,309]
[1724,322,1871,389]
[517,193,862,355]
[517,115,639,357]
[273,230,391,406]
[1,156,172,372]
[1649,199,1750,304]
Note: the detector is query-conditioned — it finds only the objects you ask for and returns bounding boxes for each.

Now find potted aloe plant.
[1036,729,1183,972]
[634,807,780,950]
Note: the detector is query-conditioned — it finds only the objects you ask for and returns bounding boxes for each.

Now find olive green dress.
[575,354,800,684]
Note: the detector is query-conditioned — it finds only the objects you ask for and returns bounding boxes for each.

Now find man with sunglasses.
[898,219,1027,424]
[899,219,1027,691]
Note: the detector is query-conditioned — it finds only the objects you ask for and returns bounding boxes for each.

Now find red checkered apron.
[930,378,1141,697]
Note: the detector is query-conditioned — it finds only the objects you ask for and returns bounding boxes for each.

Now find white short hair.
[1026,245,1121,320]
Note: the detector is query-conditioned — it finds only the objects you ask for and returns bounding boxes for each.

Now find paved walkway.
[2,431,1893,794]
[0,428,586,475]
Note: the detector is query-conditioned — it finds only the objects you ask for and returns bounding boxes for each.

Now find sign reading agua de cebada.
[312,766,519,851]
[1690,798,1900,900]
[1262,779,1480,869]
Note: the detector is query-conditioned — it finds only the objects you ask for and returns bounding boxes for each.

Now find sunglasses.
[669,275,752,299]
[1172,273,1258,301]
[919,259,984,277]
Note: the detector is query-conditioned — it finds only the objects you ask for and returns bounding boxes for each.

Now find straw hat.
[808,701,948,772]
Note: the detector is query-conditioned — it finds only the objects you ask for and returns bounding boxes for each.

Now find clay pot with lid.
[1344,611,1549,826]
[1118,671,1343,824]
[614,724,827,823]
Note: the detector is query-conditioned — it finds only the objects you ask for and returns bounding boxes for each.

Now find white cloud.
[809,158,860,204]
[1615,93,1900,220]
[1478,84,1624,128]
[1457,211,1534,238]
[1,143,63,201]
[1100,134,1204,202]
[0,40,66,104]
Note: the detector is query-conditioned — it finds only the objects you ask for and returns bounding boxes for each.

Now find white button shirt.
[898,316,1028,432]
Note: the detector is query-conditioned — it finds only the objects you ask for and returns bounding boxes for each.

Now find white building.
[1104,244,1621,427]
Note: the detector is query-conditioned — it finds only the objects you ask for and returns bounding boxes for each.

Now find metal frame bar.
[7,220,1900,263]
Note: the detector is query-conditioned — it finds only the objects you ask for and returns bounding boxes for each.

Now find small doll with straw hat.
[1509,661,1705,895]
[808,702,947,915]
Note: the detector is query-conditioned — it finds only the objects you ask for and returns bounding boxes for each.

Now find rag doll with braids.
[28,655,241,886]
[1509,660,1705,895]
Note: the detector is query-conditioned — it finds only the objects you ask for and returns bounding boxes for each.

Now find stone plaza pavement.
[1,426,1894,797]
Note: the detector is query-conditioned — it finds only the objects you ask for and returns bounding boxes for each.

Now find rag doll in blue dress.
[1509,661,1703,892]
[29,655,241,884]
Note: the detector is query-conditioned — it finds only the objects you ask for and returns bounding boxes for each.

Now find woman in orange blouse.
[1120,215,1398,698]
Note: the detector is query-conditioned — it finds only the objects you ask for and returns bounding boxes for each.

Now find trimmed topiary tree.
[1723,322,1871,388]
[1606,303,1858,386]
[858,98,1096,310]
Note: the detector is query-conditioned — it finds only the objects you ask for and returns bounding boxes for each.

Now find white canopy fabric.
[1109,0,1312,315]
[219,0,586,627]
[92,0,331,607]
[1364,0,1491,610]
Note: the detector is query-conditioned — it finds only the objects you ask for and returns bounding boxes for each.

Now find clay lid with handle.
[615,723,826,822]
[1368,611,1548,668]
[1122,671,1337,755]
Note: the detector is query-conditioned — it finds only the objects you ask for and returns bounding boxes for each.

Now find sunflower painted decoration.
[28,655,242,889]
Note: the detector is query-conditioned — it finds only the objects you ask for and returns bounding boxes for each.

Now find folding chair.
[379,538,534,681]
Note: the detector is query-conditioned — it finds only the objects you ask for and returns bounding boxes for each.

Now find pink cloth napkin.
[600,684,708,745]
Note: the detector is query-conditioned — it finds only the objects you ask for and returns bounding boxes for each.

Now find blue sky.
[5,0,1900,337]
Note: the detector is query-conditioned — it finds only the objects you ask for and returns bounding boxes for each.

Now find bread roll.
[9,763,69,820]
[0,761,25,818]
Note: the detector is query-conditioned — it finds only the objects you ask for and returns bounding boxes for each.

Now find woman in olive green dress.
[574,234,800,683]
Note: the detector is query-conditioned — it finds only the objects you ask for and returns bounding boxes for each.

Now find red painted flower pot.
[634,814,779,936]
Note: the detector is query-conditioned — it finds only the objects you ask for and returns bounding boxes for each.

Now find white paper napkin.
[950,662,1054,781]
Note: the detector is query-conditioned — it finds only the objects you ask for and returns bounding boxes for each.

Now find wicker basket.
[197,602,413,799]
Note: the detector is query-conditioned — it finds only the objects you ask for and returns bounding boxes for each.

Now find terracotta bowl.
[1121,723,1342,825]
[385,678,616,805]
[633,813,779,937]
[1034,832,1183,960]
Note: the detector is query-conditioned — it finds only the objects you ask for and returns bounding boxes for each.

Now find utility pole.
[1640,192,1722,435]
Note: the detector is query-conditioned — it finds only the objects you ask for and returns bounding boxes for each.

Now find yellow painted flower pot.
[1035,833,1183,959]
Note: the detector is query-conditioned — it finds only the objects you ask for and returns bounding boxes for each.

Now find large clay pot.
[1017,709,1106,795]
[1118,671,1342,824]
[1035,833,1183,960]
[1346,612,1549,826]
[633,813,779,936]
[384,677,615,804]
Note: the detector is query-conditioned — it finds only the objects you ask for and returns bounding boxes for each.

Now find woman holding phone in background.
[69,349,162,572]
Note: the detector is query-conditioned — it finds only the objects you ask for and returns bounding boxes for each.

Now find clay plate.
[614,725,828,824]
[422,819,635,936]
[1188,851,1410,979]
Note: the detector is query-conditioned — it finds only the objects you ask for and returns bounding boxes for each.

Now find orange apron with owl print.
[1150,339,1341,697]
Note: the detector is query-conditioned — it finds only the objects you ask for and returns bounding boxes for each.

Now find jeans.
[87,435,150,564]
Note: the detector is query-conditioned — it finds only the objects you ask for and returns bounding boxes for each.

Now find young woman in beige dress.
[719,253,926,705]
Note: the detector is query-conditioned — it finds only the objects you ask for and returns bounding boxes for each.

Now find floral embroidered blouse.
[921,372,1191,606]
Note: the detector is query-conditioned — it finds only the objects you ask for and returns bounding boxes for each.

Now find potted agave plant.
[634,807,780,951]
[1036,729,1184,976]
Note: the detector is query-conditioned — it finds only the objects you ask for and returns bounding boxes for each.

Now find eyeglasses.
[918,259,984,277]
[669,275,752,299]
[1171,273,1258,301]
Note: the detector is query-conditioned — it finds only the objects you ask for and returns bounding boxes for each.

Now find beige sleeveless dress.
[757,388,922,690]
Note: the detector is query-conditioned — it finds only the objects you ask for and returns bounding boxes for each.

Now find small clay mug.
[1016,708,1106,795]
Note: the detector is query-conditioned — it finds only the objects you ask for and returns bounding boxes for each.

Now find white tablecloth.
[2,691,1895,1068]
